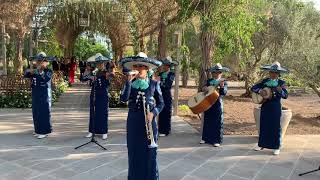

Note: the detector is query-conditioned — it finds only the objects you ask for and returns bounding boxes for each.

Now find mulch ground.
[177,86,320,135]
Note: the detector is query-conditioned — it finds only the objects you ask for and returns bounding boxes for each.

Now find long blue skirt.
[158,105,172,135]
[89,87,109,134]
[202,99,224,144]
[32,87,52,135]
[127,109,158,180]
[258,100,282,149]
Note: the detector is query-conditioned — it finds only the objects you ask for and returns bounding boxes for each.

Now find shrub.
[52,81,69,103]
[108,91,127,108]
[0,80,69,108]
[0,90,32,108]
[178,104,191,115]
[281,74,304,87]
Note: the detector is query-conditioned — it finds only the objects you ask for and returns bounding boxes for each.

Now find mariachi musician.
[120,52,164,180]
[24,52,55,139]
[83,53,114,140]
[157,56,178,137]
[200,63,229,147]
[251,61,289,155]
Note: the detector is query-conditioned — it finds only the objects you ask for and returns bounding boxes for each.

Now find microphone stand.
[75,77,107,150]
[299,166,320,176]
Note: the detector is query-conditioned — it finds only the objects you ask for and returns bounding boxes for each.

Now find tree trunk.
[309,83,320,98]
[64,40,75,58]
[199,30,214,91]
[157,18,166,59]
[147,33,154,56]
[114,47,124,63]
[182,67,189,87]
[63,32,77,58]
[243,63,253,97]
[139,30,146,52]
[242,54,263,97]
[15,31,24,74]
[55,22,80,58]
[182,53,189,87]
[114,49,120,62]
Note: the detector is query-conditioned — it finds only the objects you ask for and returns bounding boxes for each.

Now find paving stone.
[48,167,78,179]
[28,174,59,180]
[161,158,202,179]
[69,164,119,180]
[2,168,39,180]
[0,83,319,180]
[220,173,251,180]
[14,157,43,167]
[49,155,120,179]
[259,163,293,179]
[254,172,287,180]
[106,156,128,171]
[29,160,65,172]
[108,170,127,180]
[0,163,22,177]
[295,157,320,172]
[0,151,27,162]
[289,169,320,180]
[228,164,261,179]
[187,161,229,180]
[181,175,202,180]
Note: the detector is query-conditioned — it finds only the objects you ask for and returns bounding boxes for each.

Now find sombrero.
[261,61,289,73]
[29,52,56,61]
[208,63,230,73]
[161,56,179,66]
[119,52,162,70]
[87,53,111,63]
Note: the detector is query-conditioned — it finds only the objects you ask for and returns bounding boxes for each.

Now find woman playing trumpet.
[200,63,229,147]
[120,52,164,180]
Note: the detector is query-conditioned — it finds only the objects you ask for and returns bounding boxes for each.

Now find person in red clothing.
[69,56,77,85]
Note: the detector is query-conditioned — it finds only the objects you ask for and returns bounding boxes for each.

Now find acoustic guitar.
[251,87,272,104]
[188,85,221,114]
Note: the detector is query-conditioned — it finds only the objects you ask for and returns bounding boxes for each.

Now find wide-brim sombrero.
[119,52,162,70]
[29,52,56,61]
[207,63,230,73]
[87,53,111,63]
[161,56,179,66]
[260,61,289,73]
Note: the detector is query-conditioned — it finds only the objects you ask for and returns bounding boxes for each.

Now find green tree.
[74,37,110,61]
[277,1,320,97]
[177,0,265,91]
[37,28,63,57]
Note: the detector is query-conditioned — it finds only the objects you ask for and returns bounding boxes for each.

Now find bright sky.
[301,0,320,10]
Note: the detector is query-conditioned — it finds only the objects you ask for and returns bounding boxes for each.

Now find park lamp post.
[173,29,181,116]
[0,23,10,75]
[28,21,35,70]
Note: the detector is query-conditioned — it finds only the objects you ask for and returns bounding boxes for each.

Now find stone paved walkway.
[0,83,319,180]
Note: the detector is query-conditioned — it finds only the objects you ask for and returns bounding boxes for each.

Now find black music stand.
[299,166,320,176]
[75,80,107,150]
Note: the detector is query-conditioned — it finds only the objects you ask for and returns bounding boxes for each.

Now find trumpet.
[141,93,158,148]
[128,70,139,76]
